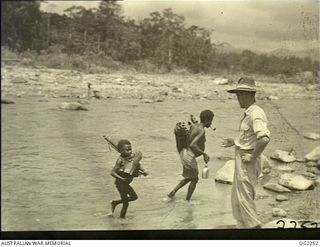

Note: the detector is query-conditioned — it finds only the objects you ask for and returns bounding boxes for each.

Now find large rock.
[270,150,296,163]
[263,183,291,193]
[215,160,234,185]
[272,208,287,217]
[303,132,320,141]
[278,173,314,191]
[59,102,88,111]
[305,146,320,161]
[212,77,230,85]
[1,99,15,104]
[262,218,301,228]
[11,76,28,84]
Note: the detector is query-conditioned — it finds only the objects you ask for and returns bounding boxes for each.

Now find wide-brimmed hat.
[227,77,257,93]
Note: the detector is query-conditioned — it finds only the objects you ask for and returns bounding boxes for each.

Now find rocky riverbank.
[1,65,319,102]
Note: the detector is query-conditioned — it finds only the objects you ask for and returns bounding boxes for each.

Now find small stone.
[275,166,295,173]
[38,99,49,102]
[262,168,271,174]
[172,87,184,93]
[301,172,316,180]
[267,95,279,100]
[306,161,318,167]
[272,208,287,217]
[77,100,90,105]
[303,132,320,141]
[276,195,289,202]
[306,167,320,175]
[59,102,88,111]
[140,99,154,103]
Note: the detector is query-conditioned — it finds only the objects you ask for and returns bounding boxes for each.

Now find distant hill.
[213,42,243,54]
[213,43,319,61]
[268,48,319,61]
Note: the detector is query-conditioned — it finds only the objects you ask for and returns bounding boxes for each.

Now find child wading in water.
[110,139,147,218]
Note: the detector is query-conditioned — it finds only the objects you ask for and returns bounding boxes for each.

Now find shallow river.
[1,97,319,230]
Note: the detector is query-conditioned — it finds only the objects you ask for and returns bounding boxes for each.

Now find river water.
[1,97,319,230]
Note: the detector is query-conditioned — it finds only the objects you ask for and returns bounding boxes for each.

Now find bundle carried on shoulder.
[103,136,145,177]
[174,114,198,153]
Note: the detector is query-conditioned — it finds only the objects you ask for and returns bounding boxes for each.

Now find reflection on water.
[1,97,319,230]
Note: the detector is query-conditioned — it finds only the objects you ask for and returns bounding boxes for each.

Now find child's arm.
[138,164,148,176]
[110,158,126,181]
[129,151,143,176]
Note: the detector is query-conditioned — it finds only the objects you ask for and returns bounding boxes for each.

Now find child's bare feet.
[110,200,117,214]
[162,193,175,202]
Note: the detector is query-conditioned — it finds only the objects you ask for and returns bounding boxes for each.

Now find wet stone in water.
[272,208,287,217]
[278,173,315,191]
[270,150,296,163]
[305,146,320,161]
[276,195,289,202]
[306,161,318,167]
[263,183,292,193]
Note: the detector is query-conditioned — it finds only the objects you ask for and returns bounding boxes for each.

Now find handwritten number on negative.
[276,220,319,228]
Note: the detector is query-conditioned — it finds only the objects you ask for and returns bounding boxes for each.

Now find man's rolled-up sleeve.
[253,118,270,139]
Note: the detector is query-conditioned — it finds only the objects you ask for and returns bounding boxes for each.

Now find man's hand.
[221,138,235,148]
[241,153,256,164]
[140,171,148,176]
[203,153,210,164]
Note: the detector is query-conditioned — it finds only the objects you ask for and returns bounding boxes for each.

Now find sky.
[40,0,319,53]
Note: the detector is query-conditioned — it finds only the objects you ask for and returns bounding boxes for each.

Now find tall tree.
[1,1,43,52]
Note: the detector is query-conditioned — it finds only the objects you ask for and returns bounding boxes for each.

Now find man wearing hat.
[222,77,270,228]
